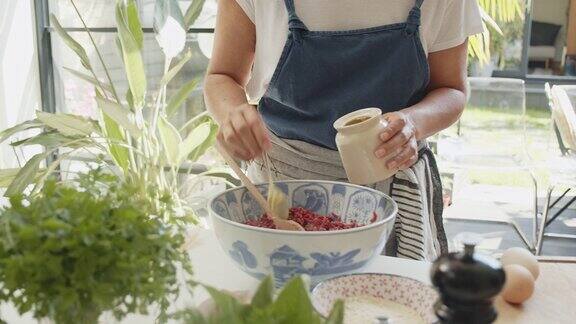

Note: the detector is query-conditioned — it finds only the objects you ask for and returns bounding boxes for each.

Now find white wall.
[533,0,570,25]
[0,0,42,169]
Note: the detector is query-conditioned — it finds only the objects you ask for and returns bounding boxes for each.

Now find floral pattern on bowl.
[312,273,438,323]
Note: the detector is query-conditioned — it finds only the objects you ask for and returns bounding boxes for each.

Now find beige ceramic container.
[334,108,394,185]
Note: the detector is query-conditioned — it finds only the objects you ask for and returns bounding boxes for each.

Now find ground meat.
[245,207,377,231]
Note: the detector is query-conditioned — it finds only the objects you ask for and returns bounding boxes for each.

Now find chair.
[437,77,538,251]
[536,84,576,255]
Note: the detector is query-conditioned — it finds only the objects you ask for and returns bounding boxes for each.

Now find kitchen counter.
[495,257,576,323]
[2,229,575,323]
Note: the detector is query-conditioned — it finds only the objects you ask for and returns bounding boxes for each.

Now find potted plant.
[0,170,193,323]
[0,0,222,224]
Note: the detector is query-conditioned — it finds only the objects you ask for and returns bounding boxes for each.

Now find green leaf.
[0,120,43,144]
[158,116,182,166]
[178,122,210,163]
[325,300,344,324]
[273,276,320,324]
[0,168,21,187]
[245,307,275,323]
[37,111,95,136]
[160,50,192,86]
[193,166,240,187]
[115,35,124,64]
[4,153,46,196]
[32,152,73,194]
[203,285,248,323]
[63,67,114,94]
[187,118,218,162]
[125,0,143,49]
[126,88,135,110]
[479,7,503,35]
[251,277,274,309]
[184,0,206,29]
[116,0,147,108]
[10,132,91,149]
[0,168,44,188]
[96,96,142,137]
[166,77,201,117]
[95,91,130,171]
[50,15,92,71]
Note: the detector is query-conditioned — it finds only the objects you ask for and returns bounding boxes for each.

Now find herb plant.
[172,277,344,324]
[0,170,193,324]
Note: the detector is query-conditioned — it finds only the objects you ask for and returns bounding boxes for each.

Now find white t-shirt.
[234,0,484,104]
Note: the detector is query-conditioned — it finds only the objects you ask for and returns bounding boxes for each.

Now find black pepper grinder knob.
[430,235,506,324]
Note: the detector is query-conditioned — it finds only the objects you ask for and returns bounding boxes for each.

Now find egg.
[501,264,535,304]
[501,247,539,279]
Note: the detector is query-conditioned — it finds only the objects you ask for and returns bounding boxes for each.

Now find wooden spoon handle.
[216,143,272,215]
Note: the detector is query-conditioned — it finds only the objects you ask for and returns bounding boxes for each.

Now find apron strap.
[406,0,424,35]
[282,0,308,33]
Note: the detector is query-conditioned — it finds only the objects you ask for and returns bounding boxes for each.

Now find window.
[44,0,217,128]
[527,0,576,77]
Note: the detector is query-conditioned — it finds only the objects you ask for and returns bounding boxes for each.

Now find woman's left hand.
[374,111,419,171]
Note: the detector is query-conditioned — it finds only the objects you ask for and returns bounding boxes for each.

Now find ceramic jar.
[333,108,394,185]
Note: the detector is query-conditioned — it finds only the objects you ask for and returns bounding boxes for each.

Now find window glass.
[51,33,210,128]
[528,0,576,77]
[48,0,217,29]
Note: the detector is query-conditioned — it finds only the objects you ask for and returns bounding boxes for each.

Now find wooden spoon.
[263,153,290,220]
[216,144,304,231]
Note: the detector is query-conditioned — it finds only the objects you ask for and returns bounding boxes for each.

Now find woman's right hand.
[217,103,271,161]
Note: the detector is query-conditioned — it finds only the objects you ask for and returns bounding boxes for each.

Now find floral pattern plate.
[311,273,438,323]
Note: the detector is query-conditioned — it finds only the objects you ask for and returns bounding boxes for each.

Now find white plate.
[311,273,438,323]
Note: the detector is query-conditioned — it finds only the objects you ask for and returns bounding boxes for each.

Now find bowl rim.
[310,272,437,317]
[208,179,398,236]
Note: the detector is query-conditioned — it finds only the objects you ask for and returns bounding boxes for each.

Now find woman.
[205,0,484,260]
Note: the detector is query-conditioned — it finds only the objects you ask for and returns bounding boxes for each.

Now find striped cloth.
[246,131,448,261]
[388,149,447,260]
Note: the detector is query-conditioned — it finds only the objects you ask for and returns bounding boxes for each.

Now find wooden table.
[2,230,575,323]
[495,257,576,323]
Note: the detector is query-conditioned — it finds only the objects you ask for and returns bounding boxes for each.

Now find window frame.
[494,0,576,82]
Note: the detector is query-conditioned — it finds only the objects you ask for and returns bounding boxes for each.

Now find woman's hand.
[217,103,271,161]
[374,111,419,171]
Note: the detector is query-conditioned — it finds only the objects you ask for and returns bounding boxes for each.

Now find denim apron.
[260,0,429,149]
[251,0,448,259]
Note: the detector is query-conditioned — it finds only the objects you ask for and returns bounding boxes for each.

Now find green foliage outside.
[471,0,525,68]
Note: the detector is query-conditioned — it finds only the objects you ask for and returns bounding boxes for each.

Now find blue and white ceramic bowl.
[209,180,397,287]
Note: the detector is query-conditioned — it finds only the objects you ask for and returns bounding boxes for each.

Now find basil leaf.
[273,277,321,324]
[325,300,344,324]
[203,286,248,323]
[251,277,274,309]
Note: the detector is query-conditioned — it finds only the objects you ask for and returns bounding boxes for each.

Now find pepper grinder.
[430,236,506,324]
